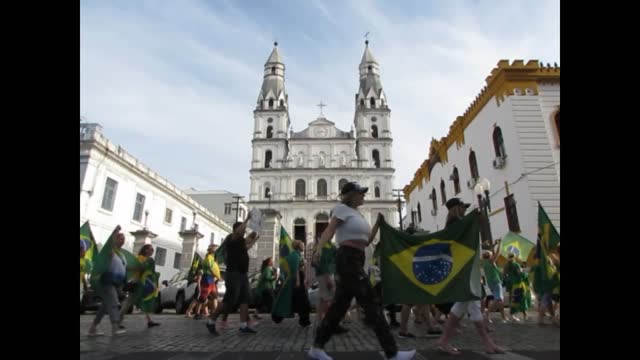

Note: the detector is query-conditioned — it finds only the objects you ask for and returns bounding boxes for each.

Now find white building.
[80,123,232,282]
[247,42,398,271]
[184,189,250,228]
[403,60,559,251]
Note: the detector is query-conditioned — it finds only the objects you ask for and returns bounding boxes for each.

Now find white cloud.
[81,0,559,197]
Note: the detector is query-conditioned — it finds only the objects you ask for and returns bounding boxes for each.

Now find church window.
[317,179,327,197]
[493,126,507,159]
[266,126,273,139]
[430,189,437,213]
[372,150,381,168]
[371,125,378,138]
[375,186,380,198]
[265,150,272,168]
[271,66,276,74]
[360,99,365,107]
[440,179,447,205]
[452,167,461,194]
[370,97,376,108]
[417,202,423,223]
[469,150,479,180]
[280,99,284,107]
[554,109,560,145]
[295,179,306,198]
[269,98,274,109]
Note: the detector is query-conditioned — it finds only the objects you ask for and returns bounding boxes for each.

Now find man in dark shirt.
[206,213,260,335]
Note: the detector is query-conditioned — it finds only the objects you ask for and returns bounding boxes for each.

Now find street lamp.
[267,190,273,210]
[396,197,404,231]
[474,178,493,247]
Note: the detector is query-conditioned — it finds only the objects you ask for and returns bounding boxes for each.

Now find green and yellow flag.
[80,221,98,265]
[500,232,535,261]
[277,226,294,279]
[538,202,560,251]
[379,211,481,304]
[531,202,560,295]
[271,226,296,322]
[187,253,203,284]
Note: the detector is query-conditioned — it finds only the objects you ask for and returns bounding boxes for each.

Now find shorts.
[198,282,218,304]
[450,300,483,322]
[488,282,504,302]
[222,271,250,308]
[317,274,335,302]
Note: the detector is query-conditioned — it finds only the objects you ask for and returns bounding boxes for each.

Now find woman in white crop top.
[307,182,416,360]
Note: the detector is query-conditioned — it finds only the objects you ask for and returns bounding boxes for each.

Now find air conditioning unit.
[493,156,506,169]
[467,178,476,189]
[430,209,437,216]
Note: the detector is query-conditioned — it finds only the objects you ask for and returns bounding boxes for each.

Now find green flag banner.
[379,210,482,304]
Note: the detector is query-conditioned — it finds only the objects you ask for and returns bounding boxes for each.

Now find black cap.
[445,197,471,210]
[340,182,368,195]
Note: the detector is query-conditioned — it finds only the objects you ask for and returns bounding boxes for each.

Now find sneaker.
[387,349,416,360]
[239,326,257,334]
[398,332,416,339]
[112,329,126,336]
[87,329,104,337]
[307,347,333,360]
[147,321,160,328]
[206,321,219,336]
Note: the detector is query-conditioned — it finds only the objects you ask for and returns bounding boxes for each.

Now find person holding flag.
[503,252,532,322]
[307,181,415,360]
[121,244,161,328]
[197,244,222,319]
[436,198,506,355]
[80,222,98,303]
[481,240,509,323]
[87,229,128,336]
[205,213,259,336]
[80,240,90,303]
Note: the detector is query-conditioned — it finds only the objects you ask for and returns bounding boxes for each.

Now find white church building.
[247,42,398,271]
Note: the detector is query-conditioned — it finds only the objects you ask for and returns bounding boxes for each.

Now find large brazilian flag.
[379,210,482,304]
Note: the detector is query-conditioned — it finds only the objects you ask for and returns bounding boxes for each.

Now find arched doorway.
[315,213,330,243]
[309,213,330,283]
[293,218,307,244]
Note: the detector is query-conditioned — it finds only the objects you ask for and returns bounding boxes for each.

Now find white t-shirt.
[332,203,371,244]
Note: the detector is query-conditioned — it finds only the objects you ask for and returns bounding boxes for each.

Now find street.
[80,311,559,360]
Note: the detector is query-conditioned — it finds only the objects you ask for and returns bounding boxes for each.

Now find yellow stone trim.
[404,59,560,198]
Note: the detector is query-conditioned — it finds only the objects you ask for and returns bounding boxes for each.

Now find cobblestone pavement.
[80,311,559,360]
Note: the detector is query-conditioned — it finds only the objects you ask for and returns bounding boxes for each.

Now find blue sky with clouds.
[80,0,559,197]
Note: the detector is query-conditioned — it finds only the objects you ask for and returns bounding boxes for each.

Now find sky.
[80,0,559,198]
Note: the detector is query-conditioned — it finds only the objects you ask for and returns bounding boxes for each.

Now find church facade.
[247,42,397,271]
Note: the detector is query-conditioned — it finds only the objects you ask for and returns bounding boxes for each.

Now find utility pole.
[232,195,244,221]
[392,189,405,231]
